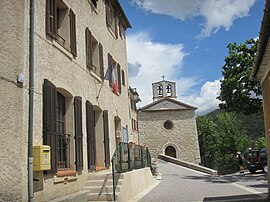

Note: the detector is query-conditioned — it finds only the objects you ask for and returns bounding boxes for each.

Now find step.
[83,185,120,193]
[88,172,124,180]
[87,192,118,201]
[88,173,113,180]
[84,179,122,187]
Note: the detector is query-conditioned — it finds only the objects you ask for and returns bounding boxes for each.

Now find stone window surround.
[163,120,174,130]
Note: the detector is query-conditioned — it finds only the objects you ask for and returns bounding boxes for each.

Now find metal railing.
[57,133,71,170]
[111,142,151,201]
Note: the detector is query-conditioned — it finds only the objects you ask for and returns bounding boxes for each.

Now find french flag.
[112,64,118,95]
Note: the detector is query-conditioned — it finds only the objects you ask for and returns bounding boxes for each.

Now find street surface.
[133,160,268,202]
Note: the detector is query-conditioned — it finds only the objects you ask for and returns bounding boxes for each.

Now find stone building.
[252,0,270,196]
[129,87,141,144]
[0,0,153,201]
[138,79,201,164]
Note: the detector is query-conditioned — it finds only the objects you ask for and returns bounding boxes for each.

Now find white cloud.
[127,32,187,106]
[132,0,256,38]
[127,32,221,114]
[179,80,221,115]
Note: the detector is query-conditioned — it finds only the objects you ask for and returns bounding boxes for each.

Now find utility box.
[33,145,51,171]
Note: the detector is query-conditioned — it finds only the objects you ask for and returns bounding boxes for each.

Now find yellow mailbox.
[33,145,51,171]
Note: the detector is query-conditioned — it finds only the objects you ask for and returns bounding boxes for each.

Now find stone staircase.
[83,171,123,201]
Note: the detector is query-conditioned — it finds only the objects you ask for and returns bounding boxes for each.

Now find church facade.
[138,79,201,164]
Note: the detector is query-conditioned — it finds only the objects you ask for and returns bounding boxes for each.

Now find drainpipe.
[28,0,35,201]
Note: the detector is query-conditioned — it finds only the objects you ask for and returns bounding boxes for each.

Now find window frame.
[85,28,104,80]
[46,0,77,57]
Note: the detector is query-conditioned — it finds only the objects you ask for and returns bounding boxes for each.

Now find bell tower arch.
[152,75,177,102]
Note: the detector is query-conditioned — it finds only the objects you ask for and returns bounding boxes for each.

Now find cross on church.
[162,75,166,81]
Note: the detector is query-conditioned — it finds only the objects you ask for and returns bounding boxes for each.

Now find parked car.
[246,148,267,174]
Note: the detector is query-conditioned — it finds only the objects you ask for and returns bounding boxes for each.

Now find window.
[106,1,118,37]
[90,0,98,8]
[166,84,172,96]
[157,85,163,96]
[131,119,138,131]
[108,54,121,95]
[56,92,70,169]
[43,79,83,173]
[119,20,125,39]
[85,28,104,79]
[130,98,137,111]
[164,120,173,130]
[46,0,77,57]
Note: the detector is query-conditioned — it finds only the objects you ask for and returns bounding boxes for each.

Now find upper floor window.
[106,1,118,37]
[119,20,125,39]
[90,0,98,8]
[108,54,121,95]
[46,0,77,57]
[85,28,104,79]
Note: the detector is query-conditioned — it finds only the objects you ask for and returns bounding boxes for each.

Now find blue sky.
[119,0,264,115]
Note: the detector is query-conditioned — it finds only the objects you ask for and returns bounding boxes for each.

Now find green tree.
[218,39,262,114]
[215,112,250,174]
[196,116,217,169]
[255,136,266,149]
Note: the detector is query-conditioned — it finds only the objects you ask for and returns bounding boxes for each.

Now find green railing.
[111,142,152,201]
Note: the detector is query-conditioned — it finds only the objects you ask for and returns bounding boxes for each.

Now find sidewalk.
[203,193,269,202]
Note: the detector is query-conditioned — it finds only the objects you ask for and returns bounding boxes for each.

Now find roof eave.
[252,0,270,79]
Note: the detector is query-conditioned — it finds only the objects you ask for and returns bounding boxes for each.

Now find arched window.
[157,85,163,96]
[166,84,172,96]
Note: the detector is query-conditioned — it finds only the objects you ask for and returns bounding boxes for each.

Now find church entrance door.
[165,146,176,158]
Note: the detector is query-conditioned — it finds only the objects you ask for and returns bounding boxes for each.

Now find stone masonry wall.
[0,0,29,201]
[0,0,131,201]
[139,110,201,164]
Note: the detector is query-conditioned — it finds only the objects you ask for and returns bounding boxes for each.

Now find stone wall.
[139,110,201,164]
[0,0,29,201]
[0,0,131,201]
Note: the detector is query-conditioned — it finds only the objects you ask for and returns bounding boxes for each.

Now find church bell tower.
[152,75,177,102]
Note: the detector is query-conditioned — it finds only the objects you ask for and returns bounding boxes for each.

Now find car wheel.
[249,170,256,174]
[262,165,268,173]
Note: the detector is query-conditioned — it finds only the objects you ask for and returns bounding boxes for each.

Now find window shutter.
[99,43,104,80]
[43,79,57,174]
[117,64,121,93]
[103,110,110,168]
[108,54,113,87]
[70,9,77,57]
[74,96,83,171]
[86,101,96,170]
[85,28,93,69]
[46,0,57,37]
[121,70,125,86]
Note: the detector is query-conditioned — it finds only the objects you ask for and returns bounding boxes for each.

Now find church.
[138,78,201,164]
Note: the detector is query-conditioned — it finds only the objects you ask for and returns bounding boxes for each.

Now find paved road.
[134,160,268,202]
